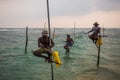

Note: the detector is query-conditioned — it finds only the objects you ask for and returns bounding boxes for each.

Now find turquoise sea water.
[0,28,120,80]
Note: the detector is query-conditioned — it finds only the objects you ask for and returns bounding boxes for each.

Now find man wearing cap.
[32,30,55,62]
[87,22,101,43]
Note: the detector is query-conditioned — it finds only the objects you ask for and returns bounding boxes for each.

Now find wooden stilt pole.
[97,36,101,67]
[25,26,28,54]
[53,27,55,39]
[97,44,100,66]
[74,21,76,39]
[46,0,54,80]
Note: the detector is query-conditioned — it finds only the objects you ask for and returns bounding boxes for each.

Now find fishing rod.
[44,22,46,30]
[46,0,54,80]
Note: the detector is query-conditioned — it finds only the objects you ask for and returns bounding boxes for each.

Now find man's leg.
[32,49,48,59]
[93,35,98,44]
[89,35,95,43]
[46,52,52,62]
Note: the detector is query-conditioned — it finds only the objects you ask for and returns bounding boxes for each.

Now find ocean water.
[0,28,120,80]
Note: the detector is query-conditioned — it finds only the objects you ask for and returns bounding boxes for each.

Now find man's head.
[67,34,70,38]
[93,22,99,27]
[42,30,48,37]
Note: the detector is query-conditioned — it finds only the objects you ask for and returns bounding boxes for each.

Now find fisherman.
[32,30,55,62]
[64,34,74,53]
[87,22,101,43]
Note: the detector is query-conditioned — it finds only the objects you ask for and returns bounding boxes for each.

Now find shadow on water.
[63,55,73,63]
[62,55,75,72]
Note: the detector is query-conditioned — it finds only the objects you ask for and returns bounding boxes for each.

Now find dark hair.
[67,34,70,37]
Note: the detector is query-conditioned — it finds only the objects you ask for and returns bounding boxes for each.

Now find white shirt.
[92,26,100,34]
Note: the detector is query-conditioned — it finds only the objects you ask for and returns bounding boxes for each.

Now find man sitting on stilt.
[87,22,101,44]
[32,30,55,62]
